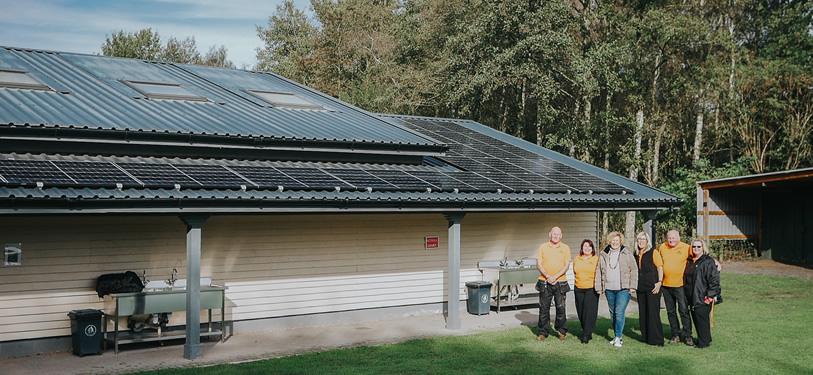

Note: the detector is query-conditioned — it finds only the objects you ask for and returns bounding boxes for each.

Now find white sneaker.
[609,337,618,345]
[613,338,623,348]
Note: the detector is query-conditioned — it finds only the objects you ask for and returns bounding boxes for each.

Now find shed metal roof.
[697,167,813,189]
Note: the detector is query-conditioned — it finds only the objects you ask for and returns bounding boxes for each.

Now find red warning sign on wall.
[425,236,439,249]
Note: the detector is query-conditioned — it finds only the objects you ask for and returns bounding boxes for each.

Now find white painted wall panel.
[0,212,596,344]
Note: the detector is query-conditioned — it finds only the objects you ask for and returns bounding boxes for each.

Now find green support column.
[180,215,208,360]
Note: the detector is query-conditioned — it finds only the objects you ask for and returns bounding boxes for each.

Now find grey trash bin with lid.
[466,281,493,315]
[67,309,103,356]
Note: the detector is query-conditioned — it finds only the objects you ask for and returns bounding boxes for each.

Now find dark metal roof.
[697,167,813,189]
[0,47,683,215]
[0,47,443,155]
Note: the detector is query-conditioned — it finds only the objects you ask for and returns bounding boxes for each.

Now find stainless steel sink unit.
[102,280,226,354]
[478,259,540,313]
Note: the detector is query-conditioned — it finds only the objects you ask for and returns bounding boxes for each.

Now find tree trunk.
[582,96,591,162]
[651,122,665,186]
[693,106,704,164]
[625,109,645,247]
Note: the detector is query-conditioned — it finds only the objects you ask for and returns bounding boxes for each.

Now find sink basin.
[143,277,213,291]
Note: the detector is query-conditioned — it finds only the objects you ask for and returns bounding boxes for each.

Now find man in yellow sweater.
[536,226,572,341]
[658,230,693,346]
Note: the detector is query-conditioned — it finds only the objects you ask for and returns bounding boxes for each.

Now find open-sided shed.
[697,168,813,263]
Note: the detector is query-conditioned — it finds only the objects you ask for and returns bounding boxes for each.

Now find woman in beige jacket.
[595,231,638,347]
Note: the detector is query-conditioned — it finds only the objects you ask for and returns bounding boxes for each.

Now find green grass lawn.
[132,273,813,375]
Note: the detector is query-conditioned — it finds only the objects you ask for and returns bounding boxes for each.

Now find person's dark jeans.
[537,280,568,337]
[663,286,691,338]
[574,287,598,341]
[691,304,713,348]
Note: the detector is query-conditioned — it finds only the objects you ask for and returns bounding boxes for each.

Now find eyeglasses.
[692,245,702,248]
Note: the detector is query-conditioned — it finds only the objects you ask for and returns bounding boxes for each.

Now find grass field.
[132,273,813,375]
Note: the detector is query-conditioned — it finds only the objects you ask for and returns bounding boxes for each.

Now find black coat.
[686,254,721,307]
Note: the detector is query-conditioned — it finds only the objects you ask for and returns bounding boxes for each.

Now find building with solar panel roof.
[0,46,682,358]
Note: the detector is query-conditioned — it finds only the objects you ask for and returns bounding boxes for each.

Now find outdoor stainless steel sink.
[143,278,213,291]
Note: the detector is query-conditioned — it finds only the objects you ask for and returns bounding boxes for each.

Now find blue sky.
[0,0,313,69]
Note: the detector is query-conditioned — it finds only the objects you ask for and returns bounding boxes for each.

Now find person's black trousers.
[638,290,664,345]
[662,286,692,338]
[691,304,713,348]
[574,287,599,342]
[537,280,568,337]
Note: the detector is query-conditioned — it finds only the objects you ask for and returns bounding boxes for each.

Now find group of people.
[535,226,722,349]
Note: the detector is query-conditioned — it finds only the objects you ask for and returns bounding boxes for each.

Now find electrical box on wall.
[5,243,21,266]
[425,236,439,250]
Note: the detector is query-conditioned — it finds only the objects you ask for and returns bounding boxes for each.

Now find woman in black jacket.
[684,239,722,349]
[634,232,664,346]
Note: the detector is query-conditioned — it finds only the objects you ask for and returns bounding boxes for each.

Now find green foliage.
[250,0,812,237]
[128,273,813,375]
[101,29,234,68]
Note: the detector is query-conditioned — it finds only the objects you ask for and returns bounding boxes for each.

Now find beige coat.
[595,245,638,291]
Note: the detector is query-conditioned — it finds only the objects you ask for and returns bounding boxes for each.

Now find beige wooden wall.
[0,212,596,343]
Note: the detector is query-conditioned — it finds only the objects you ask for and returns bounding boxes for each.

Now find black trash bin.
[466,281,493,315]
[67,309,103,356]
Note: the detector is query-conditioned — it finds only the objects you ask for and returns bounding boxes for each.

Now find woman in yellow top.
[573,239,600,344]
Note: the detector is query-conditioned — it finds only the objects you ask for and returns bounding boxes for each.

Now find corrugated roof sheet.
[0,47,437,150]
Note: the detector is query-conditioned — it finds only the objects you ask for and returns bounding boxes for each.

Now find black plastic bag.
[95,271,144,297]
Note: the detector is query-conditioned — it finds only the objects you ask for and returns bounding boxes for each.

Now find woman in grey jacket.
[595,231,638,347]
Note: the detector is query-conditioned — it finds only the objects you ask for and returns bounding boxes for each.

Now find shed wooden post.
[444,213,465,330]
[703,188,710,243]
[180,215,208,360]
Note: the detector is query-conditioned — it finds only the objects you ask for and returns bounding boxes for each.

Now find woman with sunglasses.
[683,239,722,349]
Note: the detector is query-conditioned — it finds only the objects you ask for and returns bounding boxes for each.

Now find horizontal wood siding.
[0,212,595,343]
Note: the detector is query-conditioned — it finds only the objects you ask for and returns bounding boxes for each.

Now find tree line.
[100,0,812,244]
[254,0,811,243]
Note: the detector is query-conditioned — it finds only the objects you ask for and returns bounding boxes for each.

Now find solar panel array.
[393,117,632,194]
[0,118,632,194]
[0,159,479,192]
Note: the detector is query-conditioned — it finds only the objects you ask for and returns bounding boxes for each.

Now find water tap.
[167,268,178,286]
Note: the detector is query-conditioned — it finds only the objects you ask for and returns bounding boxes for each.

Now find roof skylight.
[0,69,51,90]
[246,90,326,110]
[123,80,207,101]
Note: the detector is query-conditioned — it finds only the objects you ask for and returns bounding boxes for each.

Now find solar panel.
[174,164,252,189]
[117,163,200,188]
[322,168,397,190]
[369,169,435,191]
[396,117,634,194]
[0,160,75,186]
[230,165,307,190]
[403,170,475,192]
[444,171,509,192]
[53,161,141,188]
[275,167,353,190]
